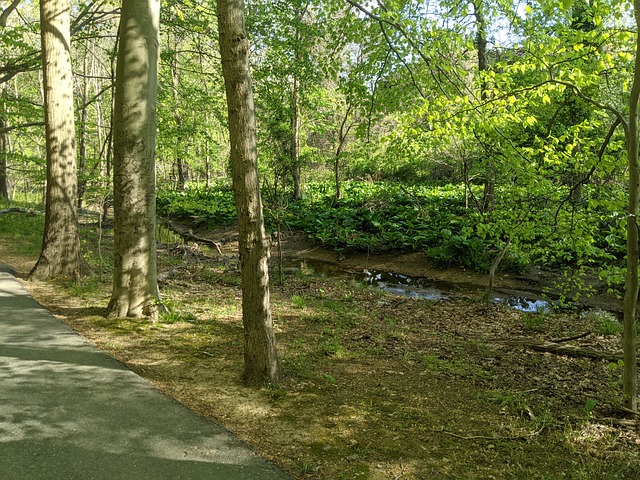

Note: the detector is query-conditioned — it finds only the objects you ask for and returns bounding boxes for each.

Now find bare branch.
[0,0,21,28]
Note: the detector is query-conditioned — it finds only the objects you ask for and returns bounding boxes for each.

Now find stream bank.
[158,220,622,315]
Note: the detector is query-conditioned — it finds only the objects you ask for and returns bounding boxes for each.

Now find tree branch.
[0,0,21,28]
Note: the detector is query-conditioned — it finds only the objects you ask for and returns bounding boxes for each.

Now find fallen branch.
[0,207,40,216]
[517,340,636,364]
[433,426,544,441]
[161,219,223,255]
[550,332,592,343]
[595,418,639,428]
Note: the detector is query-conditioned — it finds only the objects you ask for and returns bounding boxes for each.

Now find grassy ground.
[1,207,639,479]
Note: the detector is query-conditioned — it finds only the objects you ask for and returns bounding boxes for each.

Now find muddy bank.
[160,220,623,314]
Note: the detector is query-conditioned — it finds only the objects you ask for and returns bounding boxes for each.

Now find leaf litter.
[5,227,640,480]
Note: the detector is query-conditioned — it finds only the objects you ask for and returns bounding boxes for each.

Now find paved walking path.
[0,271,290,480]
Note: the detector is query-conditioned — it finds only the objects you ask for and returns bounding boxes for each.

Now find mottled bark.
[29,0,82,280]
[217,0,280,386]
[106,0,161,318]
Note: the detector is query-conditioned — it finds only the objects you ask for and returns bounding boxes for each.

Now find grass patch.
[0,209,43,256]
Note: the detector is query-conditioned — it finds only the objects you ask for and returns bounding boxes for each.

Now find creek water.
[280,257,551,313]
[157,223,551,313]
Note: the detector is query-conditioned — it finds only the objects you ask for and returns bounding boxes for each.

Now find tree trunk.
[334,103,353,201]
[107,0,161,318]
[170,28,187,192]
[77,51,89,210]
[0,116,8,200]
[473,0,495,213]
[622,0,640,413]
[291,73,301,200]
[217,0,280,387]
[30,0,82,280]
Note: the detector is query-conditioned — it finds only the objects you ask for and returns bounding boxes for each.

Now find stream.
[157,223,552,313]
[280,257,551,313]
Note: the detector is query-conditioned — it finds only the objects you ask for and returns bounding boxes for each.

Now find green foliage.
[583,309,622,336]
[156,183,237,227]
[291,294,306,309]
[287,180,473,255]
[160,310,198,324]
[157,178,629,278]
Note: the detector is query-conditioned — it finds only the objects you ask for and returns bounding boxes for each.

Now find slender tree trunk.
[102,41,117,223]
[334,103,353,201]
[170,27,186,191]
[622,0,640,413]
[217,0,280,387]
[473,0,495,213]
[0,81,8,198]
[0,116,8,200]
[77,49,89,210]
[107,0,161,318]
[291,73,301,200]
[30,0,82,280]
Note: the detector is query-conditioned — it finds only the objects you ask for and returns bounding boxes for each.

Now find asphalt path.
[0,271,290,479]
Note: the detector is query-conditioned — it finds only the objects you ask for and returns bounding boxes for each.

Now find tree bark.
[0,115,8,200]
[334,103,353,201]
[170,26,187,191]
[77,47,89,210]
[473,0,495,213]
[217,0,280,386]
[622,0,640,413]
[29,0,82,280]
[291,72,301,200]
[107,0,161,318]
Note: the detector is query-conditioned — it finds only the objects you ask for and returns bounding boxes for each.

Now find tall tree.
[29,0,82,280]
[0,105,8,200]
[0,0,19,200]
[622,0,640,413]
[106,0,161,318]
[217,0,280,386]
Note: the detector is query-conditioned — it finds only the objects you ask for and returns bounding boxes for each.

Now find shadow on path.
[0,272,290,480]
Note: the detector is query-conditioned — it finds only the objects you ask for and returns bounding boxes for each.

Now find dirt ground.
[2,223,640,479]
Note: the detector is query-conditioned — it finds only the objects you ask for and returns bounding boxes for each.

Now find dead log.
[0,207,40,216]
[518,340,639,364]
[161,219,222,255]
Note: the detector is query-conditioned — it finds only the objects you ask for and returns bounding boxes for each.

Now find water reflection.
[282,257,550,312]
[495,297,551,313]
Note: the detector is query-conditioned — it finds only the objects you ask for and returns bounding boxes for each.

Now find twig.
[595,417,639,427]
[550,331,592,343]
[616,406,640,417]
[433,426,544,441]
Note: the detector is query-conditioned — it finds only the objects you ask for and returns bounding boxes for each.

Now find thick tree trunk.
[217,0,280,386]
[622,0,640,413]
[30,0,82,280]
[107,0,161,318]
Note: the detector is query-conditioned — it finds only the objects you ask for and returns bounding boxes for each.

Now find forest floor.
[2,218,640,479]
